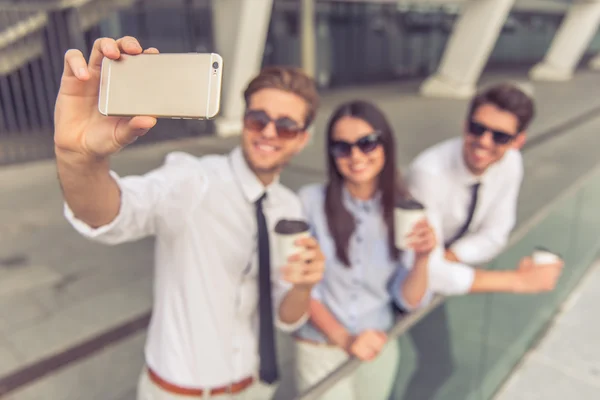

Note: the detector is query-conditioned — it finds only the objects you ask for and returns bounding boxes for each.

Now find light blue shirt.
[295,183,427,343]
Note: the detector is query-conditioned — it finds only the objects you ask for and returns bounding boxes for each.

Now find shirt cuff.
[390,267,434,312]
[276,311,310,333]
[429,260,476,296]
[273,281,310,333]
[393,287,434,312]
[450,237,504,266]
[63,171,126,242]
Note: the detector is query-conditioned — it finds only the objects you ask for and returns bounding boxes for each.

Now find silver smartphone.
[98,52,223,119]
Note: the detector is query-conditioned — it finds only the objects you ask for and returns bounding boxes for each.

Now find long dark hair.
[324,100,408,267]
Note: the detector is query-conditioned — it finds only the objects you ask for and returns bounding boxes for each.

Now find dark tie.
[255,193,278,384]
[445,182,481,248]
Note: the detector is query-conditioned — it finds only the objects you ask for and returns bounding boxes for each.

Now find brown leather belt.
[148,367,254,397]
[293,335,337,347]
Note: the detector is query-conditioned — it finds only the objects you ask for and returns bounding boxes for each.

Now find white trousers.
[136,368,276,400]
[294,338,400,400]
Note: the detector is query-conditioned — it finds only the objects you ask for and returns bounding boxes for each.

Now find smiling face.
[330,116,385,187]
[463,103,525,175]
[241,88,310,183]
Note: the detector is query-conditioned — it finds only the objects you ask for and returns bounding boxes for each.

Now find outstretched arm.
[55,36,159,228]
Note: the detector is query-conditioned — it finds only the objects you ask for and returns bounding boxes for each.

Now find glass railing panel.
[477,169,600,399]
[391,292,488,400]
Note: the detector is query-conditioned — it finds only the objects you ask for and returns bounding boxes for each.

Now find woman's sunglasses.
[468,120,516,145]
[330,132,382,158]
[243,109,305,139]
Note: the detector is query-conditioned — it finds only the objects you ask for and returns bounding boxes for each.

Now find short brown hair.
[468,83,535,133]
[243,66,320,129]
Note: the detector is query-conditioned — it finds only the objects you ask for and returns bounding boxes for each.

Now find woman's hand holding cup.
[406,218,437,257]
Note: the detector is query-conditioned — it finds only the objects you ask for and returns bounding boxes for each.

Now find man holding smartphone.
[55,36,325,399]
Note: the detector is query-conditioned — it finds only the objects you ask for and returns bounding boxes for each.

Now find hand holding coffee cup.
[406,219,437,257]
[275,219,325,287]
[515,249,564,293]
[394,198,427,250]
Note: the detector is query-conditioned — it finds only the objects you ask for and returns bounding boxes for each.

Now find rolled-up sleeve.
[400,207,476,297]
[63,152,205,245]
[427,208,476,295]
[64,170,136,244]
[273,280,310,332]
[427,254,476,296]
[390,250,474,308]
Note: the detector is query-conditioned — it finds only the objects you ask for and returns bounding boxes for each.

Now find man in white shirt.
[401,83,563,399]
[54,36,325,399]
[408,82,562,294]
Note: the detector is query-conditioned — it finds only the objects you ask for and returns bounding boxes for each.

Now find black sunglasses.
[468,120,517,145]
[244,109,305,139]
[330,132,382,158]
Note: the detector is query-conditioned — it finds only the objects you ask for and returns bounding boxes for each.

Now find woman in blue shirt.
[294,100,436,400]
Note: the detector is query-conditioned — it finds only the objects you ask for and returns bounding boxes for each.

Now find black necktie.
[445,182,481,248]
[255,193,278,384]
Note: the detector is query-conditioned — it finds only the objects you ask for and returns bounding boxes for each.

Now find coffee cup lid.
[274,219,310,234]
[395,197,425,210]
[533,246,552,253]
[533,246,561,259]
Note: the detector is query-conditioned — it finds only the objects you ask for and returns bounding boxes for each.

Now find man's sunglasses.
[468,120,517,145]
[330,132,382,158]
[243,109,305,139]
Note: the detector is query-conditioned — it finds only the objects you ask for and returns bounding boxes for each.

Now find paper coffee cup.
[274,219,311,280]
[532,246,561,266]
[394,198,425,250]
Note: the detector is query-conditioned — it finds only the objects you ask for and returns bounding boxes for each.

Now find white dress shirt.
[405,137,523,295]
[64,146,308,389]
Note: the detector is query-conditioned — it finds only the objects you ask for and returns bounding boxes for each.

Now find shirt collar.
[229,146,280,203]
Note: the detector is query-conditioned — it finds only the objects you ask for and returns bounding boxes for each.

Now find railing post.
[300,0,316,78]
[211,0,274,137]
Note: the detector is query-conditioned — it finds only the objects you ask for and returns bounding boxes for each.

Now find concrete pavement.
[494,258,600,400]
[1,68,600,399]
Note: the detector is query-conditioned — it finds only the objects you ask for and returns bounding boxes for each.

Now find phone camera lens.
[212,61,219,69]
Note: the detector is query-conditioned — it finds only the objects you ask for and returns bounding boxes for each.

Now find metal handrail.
[294,157,600,400]
[0,0,92,12]
[0,12,46,49]
[0,11,47,76]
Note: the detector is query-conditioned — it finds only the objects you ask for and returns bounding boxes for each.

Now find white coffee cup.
[394,198,426,250]
[532,246,562,266]
[274,219,311,280]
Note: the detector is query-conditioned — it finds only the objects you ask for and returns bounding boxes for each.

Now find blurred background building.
[1,0,600,165]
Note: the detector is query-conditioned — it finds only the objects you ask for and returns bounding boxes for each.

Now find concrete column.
[530,1,600,81]
[300,0,316,78]
[211,0,274,136]
[419,0,516,99]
